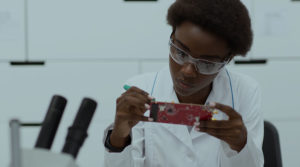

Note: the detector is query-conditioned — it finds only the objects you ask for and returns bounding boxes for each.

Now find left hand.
[194,102,247,152]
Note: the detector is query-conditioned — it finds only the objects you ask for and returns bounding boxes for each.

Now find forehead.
[174,22,229,59]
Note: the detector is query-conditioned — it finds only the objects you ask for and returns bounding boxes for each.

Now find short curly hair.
[167,0,253,56]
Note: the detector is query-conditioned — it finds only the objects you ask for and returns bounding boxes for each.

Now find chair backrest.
[263,121,283,167]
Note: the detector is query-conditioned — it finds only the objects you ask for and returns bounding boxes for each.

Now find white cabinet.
[0,61,139,167]
[228,61,300,167]
[140,59,168,73]
[228,60,300,120]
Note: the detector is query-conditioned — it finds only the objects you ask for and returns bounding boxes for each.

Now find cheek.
[197,74,216,81]
[194,74,217,88]
[169,56,217,88]
[169,56,180,76]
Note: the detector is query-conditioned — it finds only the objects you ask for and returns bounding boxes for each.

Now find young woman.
[104,0,263,166]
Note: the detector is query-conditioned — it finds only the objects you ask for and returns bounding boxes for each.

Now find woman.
[103,0,264,166]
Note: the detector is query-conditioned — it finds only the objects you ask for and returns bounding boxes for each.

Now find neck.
[177,83,213,105]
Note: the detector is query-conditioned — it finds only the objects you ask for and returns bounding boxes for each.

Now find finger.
[198,127,237,138]
[117,112,153,122]
[198,120,233,129]
[128,86,149,96]
[118,96,147,108]
[125,92,152,104]
[117,97,149,114]
[122,87,153,102]
[209,102,240,119]
[129,104,150,115]
[136,104,150,115]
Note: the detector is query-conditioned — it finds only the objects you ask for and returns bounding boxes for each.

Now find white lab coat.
[103,66,264,167]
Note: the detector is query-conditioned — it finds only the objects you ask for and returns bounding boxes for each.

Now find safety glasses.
[169,38,230,75]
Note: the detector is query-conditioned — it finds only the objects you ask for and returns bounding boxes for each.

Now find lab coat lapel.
[159,88,194,149]
[152,68,194,149]
[159,123,194,150]
[191,68,233,140]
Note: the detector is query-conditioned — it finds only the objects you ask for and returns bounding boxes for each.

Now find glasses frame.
[169,37,230,75]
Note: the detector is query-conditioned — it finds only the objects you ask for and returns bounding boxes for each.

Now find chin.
[174,85,197,97]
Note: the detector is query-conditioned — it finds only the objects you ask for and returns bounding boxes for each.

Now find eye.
[175,48,187,58]
[196,60,214,67]
[203,61,214,65]
[196,59,212,64]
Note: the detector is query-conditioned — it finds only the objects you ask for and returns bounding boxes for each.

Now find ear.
[226,54,235,64]
[170,29,175,37]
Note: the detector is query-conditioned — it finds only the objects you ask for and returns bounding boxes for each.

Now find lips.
[176,79,194,89]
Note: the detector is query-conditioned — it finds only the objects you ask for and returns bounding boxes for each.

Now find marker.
[123,84,156,102]
[123,84,131,91]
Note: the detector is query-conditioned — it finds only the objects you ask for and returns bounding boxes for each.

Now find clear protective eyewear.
[169,38,230,75]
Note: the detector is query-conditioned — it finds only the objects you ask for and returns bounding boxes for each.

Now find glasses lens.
[169,44,186,65]
[169,38,227,75]
[194,60,225,75]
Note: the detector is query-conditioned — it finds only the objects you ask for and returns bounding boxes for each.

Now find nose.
[180,63,197,78]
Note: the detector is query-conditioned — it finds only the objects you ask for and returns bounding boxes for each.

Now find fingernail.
[148,117,154,122]
[145,104,150,109]
[148,95,155,100]
[213,109,219,114]
[209,102,216,107]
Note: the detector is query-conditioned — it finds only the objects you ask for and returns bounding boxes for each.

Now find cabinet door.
[28,0,175,60]
[252,0,300,59]
[0,0,25,61]
[0,61,139,122]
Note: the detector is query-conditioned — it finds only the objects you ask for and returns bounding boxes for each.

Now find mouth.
[176,79,194,89]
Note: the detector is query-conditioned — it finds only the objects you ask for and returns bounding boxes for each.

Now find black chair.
[263,121,283,167]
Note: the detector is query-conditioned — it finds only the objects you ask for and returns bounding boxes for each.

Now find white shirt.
[103,66,264,167]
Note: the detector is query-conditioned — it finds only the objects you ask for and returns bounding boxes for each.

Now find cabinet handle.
[10,61,45,66]
[234,59,267,65]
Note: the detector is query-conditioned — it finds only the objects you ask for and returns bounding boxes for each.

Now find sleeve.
[219,82,264,167]
[102,72,157,167]
[103,123,146,167]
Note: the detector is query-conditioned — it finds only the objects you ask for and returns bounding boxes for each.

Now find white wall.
[1,0,300,167]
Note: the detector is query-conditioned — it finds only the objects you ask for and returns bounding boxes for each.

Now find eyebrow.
[174,38,191,52]
[174,38,223,60]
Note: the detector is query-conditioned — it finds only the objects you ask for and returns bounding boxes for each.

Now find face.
[169,21,231,97]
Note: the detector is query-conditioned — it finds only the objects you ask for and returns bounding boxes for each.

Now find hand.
[194,102,247,152]
[110,86,153,148]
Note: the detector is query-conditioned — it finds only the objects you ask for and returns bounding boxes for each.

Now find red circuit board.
[150,101,213,126]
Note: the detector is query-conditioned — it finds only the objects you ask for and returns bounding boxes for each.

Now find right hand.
[110,86,153,148]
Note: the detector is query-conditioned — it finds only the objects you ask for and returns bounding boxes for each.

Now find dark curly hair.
[167,0,253,56]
